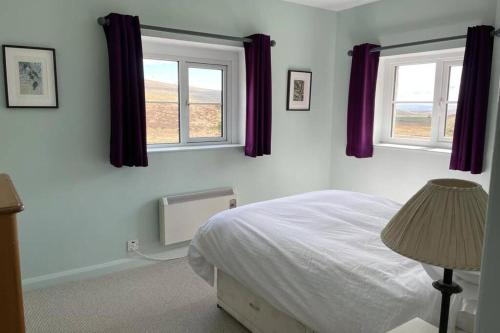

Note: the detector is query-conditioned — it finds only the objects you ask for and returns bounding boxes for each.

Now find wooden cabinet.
[0,174,25,333]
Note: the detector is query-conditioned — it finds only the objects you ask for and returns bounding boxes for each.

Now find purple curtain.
[346,43,380,158]
[244,34,272,158]
[103,13,148,167]
[450,25,494,174]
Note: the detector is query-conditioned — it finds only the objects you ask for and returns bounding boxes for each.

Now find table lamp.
[381,179,488,333]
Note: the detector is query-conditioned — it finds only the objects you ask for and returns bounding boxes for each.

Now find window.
[377,50,464,148]
[188,64,225,141]
[142,36,244,150]
[144,59,180,144]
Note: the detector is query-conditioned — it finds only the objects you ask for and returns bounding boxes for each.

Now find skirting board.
[22,245,189,291]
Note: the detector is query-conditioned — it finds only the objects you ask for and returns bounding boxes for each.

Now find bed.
[188,190,473,332]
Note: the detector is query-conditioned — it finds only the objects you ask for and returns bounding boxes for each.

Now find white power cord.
[132,248,176,262]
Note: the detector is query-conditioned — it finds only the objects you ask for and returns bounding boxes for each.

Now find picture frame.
[2,45,59,108]
[286,70,312,111]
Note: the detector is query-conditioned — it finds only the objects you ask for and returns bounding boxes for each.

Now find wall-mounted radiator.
[159,187,236,246]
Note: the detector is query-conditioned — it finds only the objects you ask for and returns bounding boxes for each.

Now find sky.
[396,63,436,101]
[143,59,222,90]
[395,63,461,102]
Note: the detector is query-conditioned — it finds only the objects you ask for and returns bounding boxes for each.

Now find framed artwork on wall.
[2,45,58,108]
[287,70,312,111]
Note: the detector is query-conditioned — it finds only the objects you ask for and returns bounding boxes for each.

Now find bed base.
[216,269,315,333]
[216,269,472,333]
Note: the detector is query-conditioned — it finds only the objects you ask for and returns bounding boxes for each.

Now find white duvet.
[188,190,443,332]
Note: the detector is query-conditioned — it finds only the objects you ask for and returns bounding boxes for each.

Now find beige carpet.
[24,257,249,333]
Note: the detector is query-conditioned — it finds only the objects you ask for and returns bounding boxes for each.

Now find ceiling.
[281,0,381,11]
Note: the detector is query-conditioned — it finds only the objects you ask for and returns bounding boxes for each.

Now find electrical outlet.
[127,240,139,252]
[229,198,237,209]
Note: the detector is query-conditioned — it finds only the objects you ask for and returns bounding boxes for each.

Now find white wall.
[330,0,499,203]
[0,0,337,281]
[476,0,500,330]
[476,90,500,331]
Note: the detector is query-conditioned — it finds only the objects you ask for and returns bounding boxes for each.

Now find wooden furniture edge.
[0,174,24,215]
[0,173,26,332]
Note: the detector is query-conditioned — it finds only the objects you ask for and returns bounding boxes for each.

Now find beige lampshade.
[381,179,488,271]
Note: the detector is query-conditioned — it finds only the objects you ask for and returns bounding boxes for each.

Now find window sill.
[147,143,245,153]
[374,143,452,154]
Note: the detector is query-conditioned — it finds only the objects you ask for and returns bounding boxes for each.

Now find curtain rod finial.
[347,50,353,56]
[97,17,109,26]
[270,40,276,47]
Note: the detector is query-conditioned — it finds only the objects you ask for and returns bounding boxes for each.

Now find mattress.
[188,190,461,332]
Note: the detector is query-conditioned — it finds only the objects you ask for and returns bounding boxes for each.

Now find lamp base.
[433,268,463,333]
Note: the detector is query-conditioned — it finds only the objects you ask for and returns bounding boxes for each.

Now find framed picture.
[2,45,58,108]
[287,70,312,111]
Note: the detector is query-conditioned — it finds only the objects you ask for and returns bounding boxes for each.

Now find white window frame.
[185,62,228,144]
[378,49,464,149]
[141,36,245,151]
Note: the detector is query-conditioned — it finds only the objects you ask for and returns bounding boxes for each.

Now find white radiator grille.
[159,188,236,246]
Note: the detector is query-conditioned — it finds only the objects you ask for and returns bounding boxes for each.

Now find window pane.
[145,102,180,144]
[143,59,179,144]
[445,103,457,138]
[188,67,223,138]
[447,66,462,102]
[189,104,223,138]
[392,103,433,139]
[394,63,436,102]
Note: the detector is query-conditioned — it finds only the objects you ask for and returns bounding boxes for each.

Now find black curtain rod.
[347,28,500,56]
[97,17,276,47]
